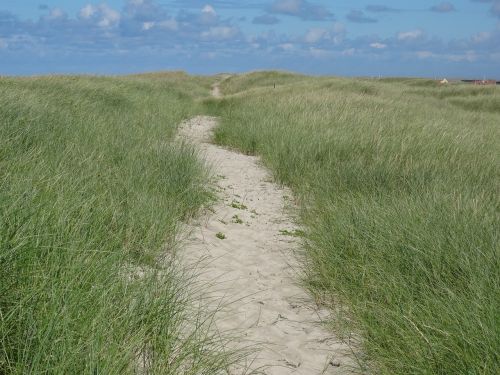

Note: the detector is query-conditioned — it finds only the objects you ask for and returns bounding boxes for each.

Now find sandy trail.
[211,83,222,98]
[176,84,359,374]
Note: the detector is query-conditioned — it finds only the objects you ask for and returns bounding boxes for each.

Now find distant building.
[474,80,496,85]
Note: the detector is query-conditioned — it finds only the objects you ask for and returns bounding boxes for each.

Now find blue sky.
[1,0,499,77]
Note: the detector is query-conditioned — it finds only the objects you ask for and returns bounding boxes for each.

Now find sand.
[175,85,360,374]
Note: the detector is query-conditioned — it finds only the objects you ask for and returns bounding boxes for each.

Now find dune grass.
[205,72,500,374]
[0,73,242,373]
[217,71,307,96]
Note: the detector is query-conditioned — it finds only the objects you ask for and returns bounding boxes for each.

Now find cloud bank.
[0,0,498,77]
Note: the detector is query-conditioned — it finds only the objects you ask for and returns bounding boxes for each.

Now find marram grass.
[0,74,242,373]
[206,72,500,375]
[2,70,498,374]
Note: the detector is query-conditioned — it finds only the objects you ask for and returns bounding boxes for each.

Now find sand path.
[176,84,358,374]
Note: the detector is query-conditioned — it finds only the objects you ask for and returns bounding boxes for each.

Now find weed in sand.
[230,201,248,210]
[232,215,244,224]
[216,232,227,240]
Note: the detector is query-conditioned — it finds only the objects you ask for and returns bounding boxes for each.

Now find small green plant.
[230,201,247,210]
[279,229,306,237]
[218,219,227,225]
[216,232,226,240]
[232,215,243,224]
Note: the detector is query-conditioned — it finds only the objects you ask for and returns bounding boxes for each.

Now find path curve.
[176,86,359,374]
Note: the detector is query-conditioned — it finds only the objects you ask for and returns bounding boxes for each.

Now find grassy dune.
[206,72,500,374]
[2,70,498,374]
[0,73,239,373]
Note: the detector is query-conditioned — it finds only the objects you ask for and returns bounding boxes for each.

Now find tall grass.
[217,71,307,96]
[206,72,500,374]
[0,74,238,373]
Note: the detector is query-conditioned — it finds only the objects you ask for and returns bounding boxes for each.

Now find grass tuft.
[216,232,227,240]
[230,201,248,210]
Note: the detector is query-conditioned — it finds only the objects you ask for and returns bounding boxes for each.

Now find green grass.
[278,229,306,238]
[205,72,500,374]
[0,73,242,373]
[230,201,247,210]
[218,71,307,96]
[2,70,498,374]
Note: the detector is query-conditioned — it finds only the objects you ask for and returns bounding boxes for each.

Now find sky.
[0,0,499,77]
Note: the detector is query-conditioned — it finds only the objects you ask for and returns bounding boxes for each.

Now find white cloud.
[304,28,328,43]
[48,8,66,20]
[202,5,216,16]
[79,4,120,28]
[370,42,387,49]
[142,21,155,30]
[200,4,218,24]
[0,38,7,49]
[141,18,178,32]
[446,50,478,62]
[302,23,345,45]
[279,43,295,51]
[97,5,120,28]
[80,4,96,19]
[398,29,424,41]
[341,48,356,56]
